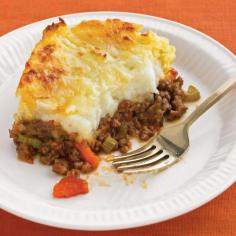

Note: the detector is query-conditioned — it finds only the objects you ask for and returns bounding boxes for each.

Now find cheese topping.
[16,19,175,141]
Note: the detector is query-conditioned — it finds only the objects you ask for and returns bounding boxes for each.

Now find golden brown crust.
[38,44,55,62]
[17,21,66,91]
[78,19,136,32]
[17,19,143,92]
[43,18,66,37]
[15,18,175,127]
[19,67,64,89]
[70,18,142,49]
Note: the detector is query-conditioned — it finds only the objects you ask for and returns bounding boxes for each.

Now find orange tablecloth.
[0,0,235,235]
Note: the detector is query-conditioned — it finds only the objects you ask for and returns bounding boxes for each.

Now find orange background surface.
[0,0,235,235]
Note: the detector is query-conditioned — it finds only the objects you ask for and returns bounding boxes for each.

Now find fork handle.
[185,78,236,127]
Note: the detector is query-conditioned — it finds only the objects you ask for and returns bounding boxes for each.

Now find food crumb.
[122,173,135,185]
[141,180,148,189]
[97,179,110,187]
[102,155,114,162]
[94,171,101,177]
[101,165,115,173]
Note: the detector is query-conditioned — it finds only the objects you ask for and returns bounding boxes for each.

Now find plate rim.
[0,11,235,230]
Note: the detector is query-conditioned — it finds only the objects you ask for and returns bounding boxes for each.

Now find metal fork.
[112,78,236,174]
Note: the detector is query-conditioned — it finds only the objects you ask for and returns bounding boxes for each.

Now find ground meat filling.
[10,120,92,175]
[93,72,187,153]
[10,69,187,174]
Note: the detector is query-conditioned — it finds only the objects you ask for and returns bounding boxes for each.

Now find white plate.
[0,12,236,230]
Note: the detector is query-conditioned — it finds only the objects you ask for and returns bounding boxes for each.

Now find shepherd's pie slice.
[15,18,175,141]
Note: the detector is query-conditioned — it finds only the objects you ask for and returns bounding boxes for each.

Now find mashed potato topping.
[16,19,175,141]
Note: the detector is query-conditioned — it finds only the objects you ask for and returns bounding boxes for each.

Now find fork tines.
[112,143,178,174]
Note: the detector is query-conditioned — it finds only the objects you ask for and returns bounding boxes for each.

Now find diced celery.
[102,136,118,153]
[27,137,42,148]
[116,124,127,139]
[18,134,42,148]
[184,85,200,102]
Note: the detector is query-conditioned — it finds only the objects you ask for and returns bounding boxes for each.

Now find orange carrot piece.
[53,176,89,198]
[75,141,100,169]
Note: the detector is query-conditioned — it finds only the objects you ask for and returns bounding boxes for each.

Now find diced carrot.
[75,141,100,169]
[53,176,89,198]
[167,68,178,80]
